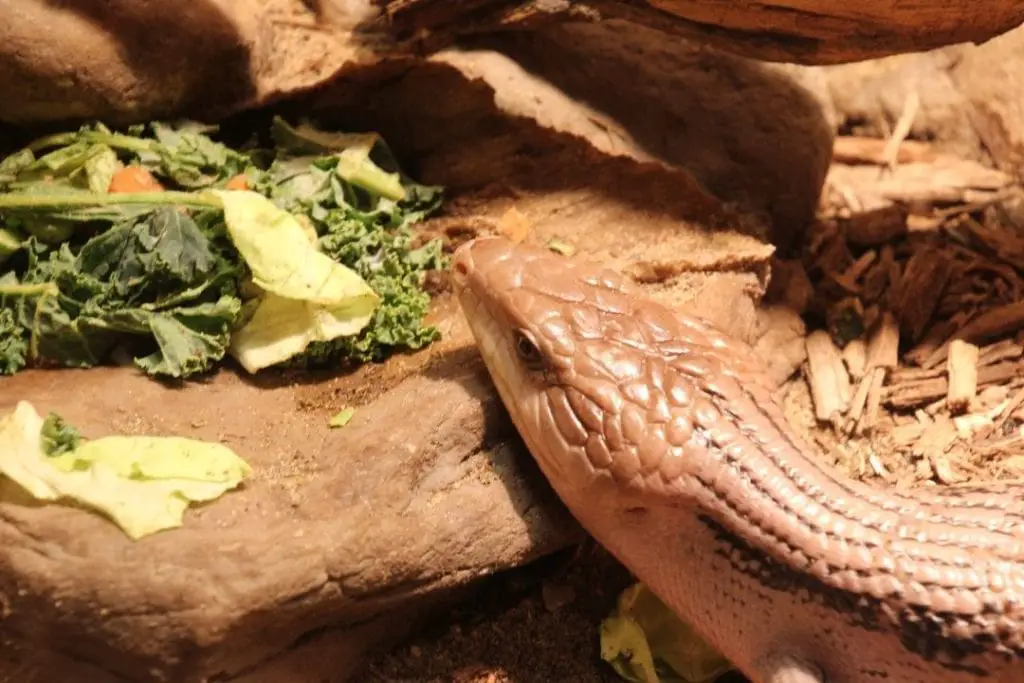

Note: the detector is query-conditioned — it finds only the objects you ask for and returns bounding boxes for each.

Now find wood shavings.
[791,133,1024,487]
[842,339,867,379]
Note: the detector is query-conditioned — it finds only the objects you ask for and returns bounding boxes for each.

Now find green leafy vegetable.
[213,189,378,307]
[40,411,81,456]
[0,305,27,374]
[1,206,241,378]
[0,117,446,378]
[0,401,251,539]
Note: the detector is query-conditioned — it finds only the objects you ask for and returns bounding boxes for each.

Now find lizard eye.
[513,330,545,371]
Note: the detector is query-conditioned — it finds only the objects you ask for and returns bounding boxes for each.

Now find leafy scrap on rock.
[0,401,252,540]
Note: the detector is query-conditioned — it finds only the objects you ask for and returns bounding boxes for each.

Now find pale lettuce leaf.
[213,189,380,307]
[600,583,733,683]
[0,401,251,540]
[229,292,374,373]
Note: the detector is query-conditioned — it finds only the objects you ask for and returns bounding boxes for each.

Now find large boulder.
[1,0,1021,127]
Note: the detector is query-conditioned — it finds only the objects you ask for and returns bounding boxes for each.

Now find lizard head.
[451,235,695,502]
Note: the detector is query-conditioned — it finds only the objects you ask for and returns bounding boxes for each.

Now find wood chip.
[805,138,1024,484]
[842,339,867,379]
[909,311,971,368]
[832,136,939,166]
[914,417,961,484]
[765,259,815,314]
[883,91,920,171]
[805,330,853,424]
[893,246,953,344]
[891,421,927,446]
[866,312,900,371]
[868,452,891,479]
[859,368,887,434]
[958,216,1024,270]
[826,158,1012,206]
[946,340,980,416]
[951,300,1024,346]
[841,206,909,247]
[861,244,894,303]
[979,339,1024,366]
[954,412,993,440]
[890,365,945,384]
[922,302,1024,368]
[886,360,1024,409]
[971,389,1008,418]
[931,450,963,484]
[982,387,1024,444]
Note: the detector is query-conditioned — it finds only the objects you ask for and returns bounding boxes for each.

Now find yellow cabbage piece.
[229,291,374,373]
[0,401,252,540]
[213,189,380,306]
[600,583,733,683]
[213,189,379,372]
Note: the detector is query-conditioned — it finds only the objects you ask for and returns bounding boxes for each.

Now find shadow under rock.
[463,21,835,253]
[272,59,766,244]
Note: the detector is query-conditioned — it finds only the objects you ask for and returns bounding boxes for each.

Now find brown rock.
[3,0,1022,130]
[0,350,582,682]
[288,59,780,335]
[377,0,1024,65]
[446,21,834,247]
[798,24,1024,181]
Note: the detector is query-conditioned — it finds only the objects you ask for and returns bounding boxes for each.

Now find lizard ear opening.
[513,329,546,372]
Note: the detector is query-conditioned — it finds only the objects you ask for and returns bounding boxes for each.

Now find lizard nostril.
[452,259,470,284]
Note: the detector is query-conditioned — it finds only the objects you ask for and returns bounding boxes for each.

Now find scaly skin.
[450,236,1024,683]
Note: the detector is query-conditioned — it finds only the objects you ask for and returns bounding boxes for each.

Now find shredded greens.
[0,117,446,378]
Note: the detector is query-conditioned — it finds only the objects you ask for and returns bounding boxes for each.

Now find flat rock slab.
[0,331,580,682]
